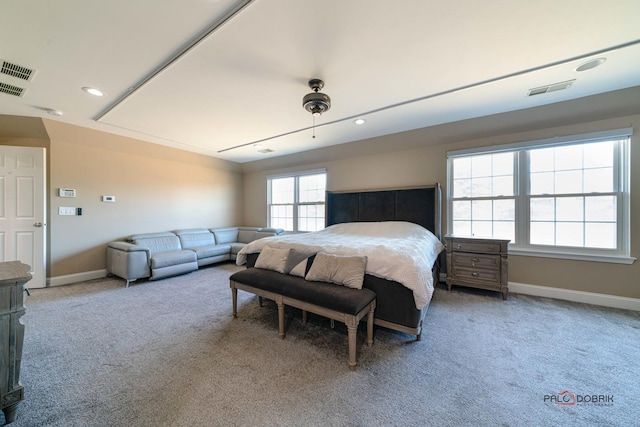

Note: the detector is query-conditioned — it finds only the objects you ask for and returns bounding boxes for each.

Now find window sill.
[508,248,636,265]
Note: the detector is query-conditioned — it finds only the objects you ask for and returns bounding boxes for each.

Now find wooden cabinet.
[0,261,31,425]
[445,235,509,300]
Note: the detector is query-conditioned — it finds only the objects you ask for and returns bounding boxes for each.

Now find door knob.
[33,222,43,227]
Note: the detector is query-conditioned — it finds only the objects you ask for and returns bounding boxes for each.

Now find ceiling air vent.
[527,79,575,97]
[0,81,25,97]
[258,148,274,154]
[1,59,35,81]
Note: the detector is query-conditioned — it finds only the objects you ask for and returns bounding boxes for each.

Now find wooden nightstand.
[445,235,510,300]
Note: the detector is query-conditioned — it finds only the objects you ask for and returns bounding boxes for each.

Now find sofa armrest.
[108,241,150,253]
[107,242,151,285]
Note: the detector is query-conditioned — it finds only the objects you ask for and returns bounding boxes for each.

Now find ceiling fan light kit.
[303,79,331,116]
[303,79,331,138]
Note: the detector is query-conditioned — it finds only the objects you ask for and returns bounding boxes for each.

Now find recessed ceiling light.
[354,118,366,125]
[575,58,606,72]
[82,86,105,96]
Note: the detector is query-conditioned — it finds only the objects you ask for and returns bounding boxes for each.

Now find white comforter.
[236,222,444,309]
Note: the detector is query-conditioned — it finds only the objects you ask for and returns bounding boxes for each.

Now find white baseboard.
[509,281,640,312]
[47,269,108,287]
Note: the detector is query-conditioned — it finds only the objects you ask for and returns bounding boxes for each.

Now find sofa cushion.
[230,242,246,255]
[174,228,216,249]
[150,250,197,269]
[212,228,239,244]
[129,232,181,255]
[191,244,231,258]
[237,229,257,244]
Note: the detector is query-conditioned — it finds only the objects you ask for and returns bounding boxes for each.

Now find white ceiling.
[1,0,640,163]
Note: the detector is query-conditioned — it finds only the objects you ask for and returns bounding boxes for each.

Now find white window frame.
[447,128,635,264]
[267,169,327,233]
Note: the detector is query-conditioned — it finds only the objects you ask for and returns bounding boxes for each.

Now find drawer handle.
[471,258,480,262]
[456,244,462,249]
[471,272,479,277]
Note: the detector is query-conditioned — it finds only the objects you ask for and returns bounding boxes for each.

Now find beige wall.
[242,114,640,299]
[1,118,244,278]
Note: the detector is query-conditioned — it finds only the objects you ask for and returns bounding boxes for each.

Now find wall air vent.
[527,79,575,97]
[0,59,35,81]
[0,81,25,97]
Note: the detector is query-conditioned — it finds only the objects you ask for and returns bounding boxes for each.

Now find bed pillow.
[305,252,368,289]
[254,246,291,273]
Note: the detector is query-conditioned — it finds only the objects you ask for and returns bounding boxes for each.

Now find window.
[447,128,633,263]
[268,170,326,232]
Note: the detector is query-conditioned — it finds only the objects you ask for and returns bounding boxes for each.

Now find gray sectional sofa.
[106,226,283,287]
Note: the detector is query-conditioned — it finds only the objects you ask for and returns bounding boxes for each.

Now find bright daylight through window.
[447,128,632,263]
[268,170,326,232]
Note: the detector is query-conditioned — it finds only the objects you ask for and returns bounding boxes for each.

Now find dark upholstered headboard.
[326,184,442,239]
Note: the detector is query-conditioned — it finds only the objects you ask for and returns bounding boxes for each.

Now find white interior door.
[0,146,46,288]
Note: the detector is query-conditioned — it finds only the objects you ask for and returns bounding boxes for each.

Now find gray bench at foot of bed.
[230,268,376,371]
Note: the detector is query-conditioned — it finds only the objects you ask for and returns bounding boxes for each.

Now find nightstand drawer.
[449,240,502,253]
[451,253,500,270]
[451,267,500,284]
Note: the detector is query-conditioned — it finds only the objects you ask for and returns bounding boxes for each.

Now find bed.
[236,184,444,338]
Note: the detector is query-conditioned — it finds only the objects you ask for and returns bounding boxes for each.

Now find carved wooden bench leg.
[346,316,358,371]
[231,286,238,318]
[367,301,375,347]
[277,298,285,339]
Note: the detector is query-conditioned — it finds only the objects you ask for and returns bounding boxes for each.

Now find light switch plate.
[59,207,75,215]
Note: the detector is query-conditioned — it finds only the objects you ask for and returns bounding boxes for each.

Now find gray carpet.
[5,262,639,427]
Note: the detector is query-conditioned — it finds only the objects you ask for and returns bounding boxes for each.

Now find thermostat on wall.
[59,188,76,198]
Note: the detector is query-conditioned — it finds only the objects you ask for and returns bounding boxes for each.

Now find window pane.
[299,173,326,203]
[585,196,616,221]
[530,197,554,221]
[584,167,613,193]
[271,177,294,204]
[270,205,293,231]
[555,170,582,194]
[453,220,471,236]
[453,154,513,198]
[530,172,554,195]
[555,145,582,170]
[452,200,471,220]
[472,177,492,197]
[492,153,513,175]
[493,199,514,221]
[453,157,471,178]
[453,178,471,198]
[585,223,616,248]
[472,200,492,220]
[556,222,583,247]
[530,222,555,245]
[472,155,492,177]
[472,220,492,237]
[556,197,583,222]
[493,221,515,242]
[584,141,614,168]
[298,204,325,232]
[530,148,554,173]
